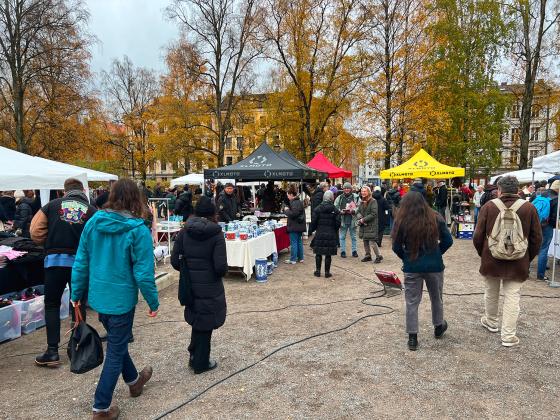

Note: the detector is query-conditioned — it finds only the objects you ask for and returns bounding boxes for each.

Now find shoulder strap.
[491,198,506,211]
[509,199,525,213]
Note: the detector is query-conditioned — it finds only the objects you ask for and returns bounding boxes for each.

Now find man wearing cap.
[536,180,559,281]
[216,182,239,223]
[334,182,359,258]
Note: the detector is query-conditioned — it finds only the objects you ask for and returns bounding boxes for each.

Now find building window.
[531,105,541,118]
[510,149,518,166]
[529,149,538,163]
[236,136,244,150]
[530,127,539,142]
[226,156,233,165]
[511,128,520,144]
[225,137,232,149]
[510,103,519,118]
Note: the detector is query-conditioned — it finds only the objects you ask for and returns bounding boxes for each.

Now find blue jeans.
[538,225,554,278]
[474,206,480,225]
[289,232,304,262]
[339,224,357,253]
[93,308,138,411]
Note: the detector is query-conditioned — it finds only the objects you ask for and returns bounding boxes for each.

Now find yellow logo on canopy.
[379,149,465,179]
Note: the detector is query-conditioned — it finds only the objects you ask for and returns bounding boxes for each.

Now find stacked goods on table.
[0,286,70,342]
[219,220,285,241]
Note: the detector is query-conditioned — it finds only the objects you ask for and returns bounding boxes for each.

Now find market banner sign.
[379,149,465,179]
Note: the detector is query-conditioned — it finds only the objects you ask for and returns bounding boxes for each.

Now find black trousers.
[188,328,213,370]
[44,267,87,348]
[315,255,332,273]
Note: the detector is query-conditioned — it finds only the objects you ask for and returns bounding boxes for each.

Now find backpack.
[532,195,551,224]
[487,199,528,261]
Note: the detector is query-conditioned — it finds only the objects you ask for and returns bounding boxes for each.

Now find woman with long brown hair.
[391,191,453,351]
[72,179,160,419]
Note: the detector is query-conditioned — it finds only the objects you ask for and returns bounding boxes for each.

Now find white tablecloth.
[225,232,277,279]
[548,229,560,258]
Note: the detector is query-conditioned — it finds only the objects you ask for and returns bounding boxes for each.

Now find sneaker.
[298,259,305,263]
[374,255,383,264]
[536,275,549,281]
[35,347,60,367]
[480,316,499,333]
[284,260,296,265]
[502,336,520,348]
[434,320,448,338]
[92,406,120,419]
[314,271,321,277]
[340,252,347,258]
[352,251,358,258]
[194,359,218,374]
[407,334,418,351]
[129,366,153,397]
[361,255,372,262]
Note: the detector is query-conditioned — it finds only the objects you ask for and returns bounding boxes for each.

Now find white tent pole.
[549,196,560,288]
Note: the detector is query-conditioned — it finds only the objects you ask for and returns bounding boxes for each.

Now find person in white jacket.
[473,185,484,224]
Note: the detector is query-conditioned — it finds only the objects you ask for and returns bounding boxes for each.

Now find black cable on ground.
[152,292,394,420]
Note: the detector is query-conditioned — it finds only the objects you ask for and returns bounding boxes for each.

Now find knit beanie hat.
[323,190,334,202]
[195,196,216,217]
[374,186,381,192]
[551,180,560,193]
[343,182,352,189]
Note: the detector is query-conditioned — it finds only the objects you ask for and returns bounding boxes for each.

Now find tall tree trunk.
[518,71,534,169]
[14,88,26,153]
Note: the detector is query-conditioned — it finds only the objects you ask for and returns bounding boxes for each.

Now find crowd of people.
[0,172,558,419]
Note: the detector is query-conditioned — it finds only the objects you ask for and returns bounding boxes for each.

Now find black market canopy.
[204,142,324,181]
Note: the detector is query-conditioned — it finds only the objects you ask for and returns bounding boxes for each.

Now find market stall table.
[226,232,277,280]
[274,225,290,252]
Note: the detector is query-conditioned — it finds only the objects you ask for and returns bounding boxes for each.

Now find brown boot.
[129,366,153,397]
[92,406,120,419]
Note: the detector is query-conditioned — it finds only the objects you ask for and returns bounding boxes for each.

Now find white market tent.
[532,150,560,175]
[34,156,118,182]
[171,173,205,187]
[0,146,118,205]
[490,168,552,184]
[531,150,560,288]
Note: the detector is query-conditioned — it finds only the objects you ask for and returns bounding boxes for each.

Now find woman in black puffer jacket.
[309,190,341,278]
[171,196,228,374]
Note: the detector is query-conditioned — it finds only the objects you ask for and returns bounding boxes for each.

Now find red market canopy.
[306,152,352,179]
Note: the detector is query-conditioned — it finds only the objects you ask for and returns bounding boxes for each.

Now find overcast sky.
[86,0,178,76]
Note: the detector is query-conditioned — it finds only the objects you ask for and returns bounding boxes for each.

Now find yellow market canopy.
[380,149,465,179]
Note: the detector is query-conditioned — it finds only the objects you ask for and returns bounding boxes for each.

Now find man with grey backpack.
[473,176,542,347]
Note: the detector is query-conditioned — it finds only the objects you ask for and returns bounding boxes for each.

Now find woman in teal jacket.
[72,179,159,420]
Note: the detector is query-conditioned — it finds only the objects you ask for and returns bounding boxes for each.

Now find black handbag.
[67,304,104,374]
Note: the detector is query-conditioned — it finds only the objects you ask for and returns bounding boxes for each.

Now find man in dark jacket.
[171,196,227,374]
[304,182,328,235]
[216,183,239,222]
[480,183,498,208]
[175,186,193,221]
[283,186,306,263]
[13,193,35,237]
[0,191,16,221]
[373,186,391,246]
[30,178,97,366]
[473,176,542,348]
[434,181,448,219]
[536,180,559,280]
[386,182,401,208]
